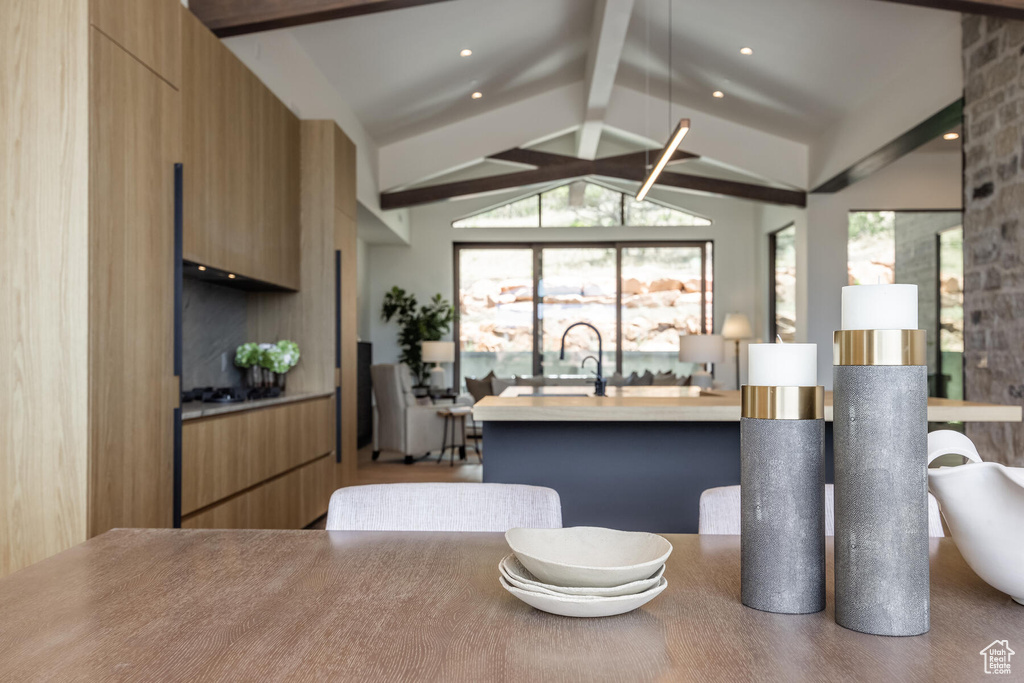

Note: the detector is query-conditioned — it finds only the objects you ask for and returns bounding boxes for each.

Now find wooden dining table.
[0,529,1020,681]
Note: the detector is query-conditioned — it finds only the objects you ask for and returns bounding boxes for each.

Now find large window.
[455,242,713,384]
[452,180,711,229]
[457,248,535,379]
[848,211,963,398]
[769,224,796,342]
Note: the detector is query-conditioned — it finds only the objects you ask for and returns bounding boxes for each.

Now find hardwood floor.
[306,443,483,529]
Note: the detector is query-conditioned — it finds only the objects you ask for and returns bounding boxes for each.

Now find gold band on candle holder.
[833,329,926,366]
[741,386,824,420]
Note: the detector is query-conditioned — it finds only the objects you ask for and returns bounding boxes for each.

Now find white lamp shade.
[679,334,724,364]
[421,341,455,363]
[721,313,753,340]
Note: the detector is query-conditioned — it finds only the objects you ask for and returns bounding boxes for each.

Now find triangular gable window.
[452,180,711,228]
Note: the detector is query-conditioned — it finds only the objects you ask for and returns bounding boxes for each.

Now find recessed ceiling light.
[227,273,236,279]
[471,91,483,99]
[712,90,724,98]
[740,47,753,55]
[943,132,960,140]
[460,48,472,57]
[197,265,206,271]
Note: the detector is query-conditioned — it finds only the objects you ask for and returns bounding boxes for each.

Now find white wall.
[366,186,766,387]
[803,149,962,388]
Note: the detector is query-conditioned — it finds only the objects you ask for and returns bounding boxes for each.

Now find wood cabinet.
[181,397,334,517]
[1,0,180,575]
[182,454,336,530]
[181,10,300,290]
[88,26,180,535]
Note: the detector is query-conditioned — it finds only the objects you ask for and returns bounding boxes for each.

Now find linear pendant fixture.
[635,118,690,201]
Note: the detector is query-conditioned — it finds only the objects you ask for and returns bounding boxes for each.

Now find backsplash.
[182,277,248,389]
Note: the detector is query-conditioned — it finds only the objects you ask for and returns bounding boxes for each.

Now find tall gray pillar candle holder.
[740,385,825,614]
[833,329,930,636]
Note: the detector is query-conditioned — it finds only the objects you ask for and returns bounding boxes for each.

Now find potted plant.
[235,340,301,390]
[381,286,455,393]
[235,342,262,387]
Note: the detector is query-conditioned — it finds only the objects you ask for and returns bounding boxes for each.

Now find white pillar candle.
[841,284,918,330]
[747,343,817,387]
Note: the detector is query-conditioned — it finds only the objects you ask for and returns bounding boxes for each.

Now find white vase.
[927,430,1024,605]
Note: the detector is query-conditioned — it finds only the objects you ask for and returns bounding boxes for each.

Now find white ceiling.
[288,0,958,147]
[292,0,593,145]
[619,0,959,143]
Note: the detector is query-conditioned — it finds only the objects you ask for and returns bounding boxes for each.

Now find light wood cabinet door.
[88,28,179,535]
[181,397,334,516]
[181,10,300,290]
[334,128,357,219]
[90,0,181,87]
[181,454,336,530]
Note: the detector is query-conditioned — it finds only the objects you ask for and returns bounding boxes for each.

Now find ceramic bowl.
[499,575,668,618]
[499,554,664,598]
[505,526,673,588]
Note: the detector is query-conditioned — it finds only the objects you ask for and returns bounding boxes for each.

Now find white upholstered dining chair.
[326,483,562,532]
[698,484,945,537]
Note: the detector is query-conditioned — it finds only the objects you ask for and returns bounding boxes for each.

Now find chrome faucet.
[559,322,607,396]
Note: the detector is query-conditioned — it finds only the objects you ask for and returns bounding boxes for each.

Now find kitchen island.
[473,387,1022,532]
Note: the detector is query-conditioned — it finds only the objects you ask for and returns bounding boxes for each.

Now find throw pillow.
[491,377,513,396]
[465,376,492,403]
[652,371,677,386]
[636,370,654,386]
[624,372,640,386]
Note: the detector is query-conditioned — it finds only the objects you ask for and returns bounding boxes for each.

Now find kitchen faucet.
[559,322,607,396]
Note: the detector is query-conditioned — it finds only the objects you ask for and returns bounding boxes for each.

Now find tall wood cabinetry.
[1,0,180,575]
[181,11,300,290]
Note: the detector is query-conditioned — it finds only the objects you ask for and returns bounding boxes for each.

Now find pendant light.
[636,0,689,201]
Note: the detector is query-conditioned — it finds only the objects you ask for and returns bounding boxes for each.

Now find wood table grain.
[0,530,1020,681]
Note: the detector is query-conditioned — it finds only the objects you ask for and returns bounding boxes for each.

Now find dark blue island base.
[482,421,835,533]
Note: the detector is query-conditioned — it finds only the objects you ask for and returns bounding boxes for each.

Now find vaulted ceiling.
[223,0,963,219]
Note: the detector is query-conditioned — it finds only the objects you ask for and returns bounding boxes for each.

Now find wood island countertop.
[473,387,1023,423]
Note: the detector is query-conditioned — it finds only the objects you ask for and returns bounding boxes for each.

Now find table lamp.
[679,333,724,389]
[421,341,455,389]
[721,313,753,388]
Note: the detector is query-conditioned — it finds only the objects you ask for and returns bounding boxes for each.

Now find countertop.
[0,529,1015,681]
[181,390,333,421]
[473,387,1023,423]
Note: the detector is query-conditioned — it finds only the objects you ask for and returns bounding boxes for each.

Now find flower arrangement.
[235,340,301,388]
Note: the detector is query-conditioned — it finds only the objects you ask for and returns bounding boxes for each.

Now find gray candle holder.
[833,329,930,636]
[740,385,825,614]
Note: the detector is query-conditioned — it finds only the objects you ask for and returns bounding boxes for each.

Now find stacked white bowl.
[500,527,672,617]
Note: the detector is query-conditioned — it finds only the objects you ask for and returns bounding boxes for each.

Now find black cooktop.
[182,386,281,404]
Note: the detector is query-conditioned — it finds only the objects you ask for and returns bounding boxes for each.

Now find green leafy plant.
[381,286,455,385]
[235,341,301,374]
[234,342,261,368]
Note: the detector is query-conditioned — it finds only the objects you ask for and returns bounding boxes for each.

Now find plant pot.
[276,372,287,391]
[245,365,262,389]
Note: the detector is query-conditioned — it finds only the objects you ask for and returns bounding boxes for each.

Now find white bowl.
[499,554,664,598]
[505,526,673,588]
[500,575,668,617]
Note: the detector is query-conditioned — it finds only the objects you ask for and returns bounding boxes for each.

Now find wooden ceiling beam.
[189,0,457,37]
[380,156,805,209]
[869,0,1024,20]
[593,166,807,208]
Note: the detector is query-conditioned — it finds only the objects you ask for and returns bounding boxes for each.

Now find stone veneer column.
[962,14,1024,467]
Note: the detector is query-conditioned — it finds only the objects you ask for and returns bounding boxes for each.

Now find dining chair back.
[697,484,945,537]
[326,483,562,532]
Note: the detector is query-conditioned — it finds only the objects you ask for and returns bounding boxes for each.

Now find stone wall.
[962,14,1024,466]
[894,211,963,376]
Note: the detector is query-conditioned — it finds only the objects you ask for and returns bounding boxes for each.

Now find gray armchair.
[371,363,451,464]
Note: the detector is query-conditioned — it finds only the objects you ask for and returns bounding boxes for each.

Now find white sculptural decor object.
[927,430,1024,605]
